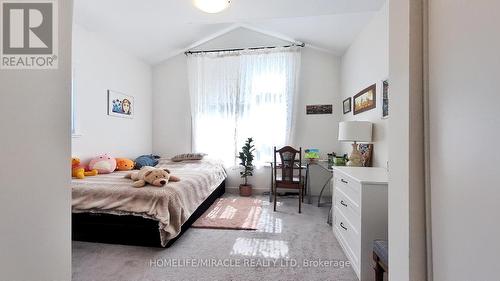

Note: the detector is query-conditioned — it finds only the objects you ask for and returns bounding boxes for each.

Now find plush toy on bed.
[125,166,180,188]
[88,154,117,174]
[115,158,135,171]
[72,157,98,179]
[134,154,160,169]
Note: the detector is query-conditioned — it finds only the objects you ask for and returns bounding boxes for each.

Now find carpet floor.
[72,195,358,281]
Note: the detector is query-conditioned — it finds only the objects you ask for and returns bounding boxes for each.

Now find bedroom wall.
[152,27,341,195]
[429,0,500,280]
[72,24,153,162]
[340,2,388,168]
[0,0,73,280]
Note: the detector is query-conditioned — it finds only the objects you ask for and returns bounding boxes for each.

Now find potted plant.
[238,137,255,196]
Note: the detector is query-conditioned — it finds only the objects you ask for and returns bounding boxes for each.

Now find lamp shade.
[338,121,373,142]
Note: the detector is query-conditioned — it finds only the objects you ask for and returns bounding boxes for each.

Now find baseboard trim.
[226,186,269,195]
[225,186,330,197]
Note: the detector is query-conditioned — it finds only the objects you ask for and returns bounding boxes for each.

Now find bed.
[72,158,227,247]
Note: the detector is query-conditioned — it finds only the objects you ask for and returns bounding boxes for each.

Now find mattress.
[72,158,227,246]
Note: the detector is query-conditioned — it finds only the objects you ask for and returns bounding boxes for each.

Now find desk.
[304,160,333,207]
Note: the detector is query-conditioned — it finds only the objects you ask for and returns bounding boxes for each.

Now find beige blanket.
[72,158,227,246]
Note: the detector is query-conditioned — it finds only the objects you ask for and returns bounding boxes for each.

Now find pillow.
[88,154,116,174]
[134,154,160,169]
[171,153,206,162]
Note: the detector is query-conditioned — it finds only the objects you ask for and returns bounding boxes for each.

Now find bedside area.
[332,167,388,281]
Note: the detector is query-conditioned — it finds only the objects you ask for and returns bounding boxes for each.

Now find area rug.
[192,197,262,230]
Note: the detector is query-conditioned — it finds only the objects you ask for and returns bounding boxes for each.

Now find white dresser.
[332,167,388,281]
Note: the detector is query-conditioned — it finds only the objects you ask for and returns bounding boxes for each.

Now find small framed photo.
[107,90,134,119]
[353,84,376,115]
[382,80,389,119]
[343,97,352,114]
[306,104,332,115]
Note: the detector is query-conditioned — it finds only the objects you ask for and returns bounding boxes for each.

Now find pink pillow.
[88,154,117,174]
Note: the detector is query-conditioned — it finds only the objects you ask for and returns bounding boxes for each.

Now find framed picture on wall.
[306,104,333,115]
[353,84,376,115]
[343,97,352,114]
[107,90,134,119]
[382,79,389,118]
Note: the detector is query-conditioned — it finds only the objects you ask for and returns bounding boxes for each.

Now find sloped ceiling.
[74,0,385,64]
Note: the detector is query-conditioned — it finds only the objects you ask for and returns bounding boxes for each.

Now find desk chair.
[273,146,304,213]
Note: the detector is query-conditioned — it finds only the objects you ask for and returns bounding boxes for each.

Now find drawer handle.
[341,179,348,184]
[340,222,348,231]
[340,200,348,207]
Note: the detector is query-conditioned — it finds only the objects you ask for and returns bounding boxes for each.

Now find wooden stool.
[373,239,388,281]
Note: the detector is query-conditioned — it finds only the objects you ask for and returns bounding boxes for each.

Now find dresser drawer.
[334,173,360,205]
[331,167,388,281]
[334,206,360,266]
[334,188,361,231]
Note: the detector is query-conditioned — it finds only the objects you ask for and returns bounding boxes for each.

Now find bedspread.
[72,158,227,246]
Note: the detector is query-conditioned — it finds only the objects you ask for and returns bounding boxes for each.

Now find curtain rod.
[184,42,305,55]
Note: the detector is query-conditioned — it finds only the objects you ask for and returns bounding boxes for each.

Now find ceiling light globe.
[194,0,231,14]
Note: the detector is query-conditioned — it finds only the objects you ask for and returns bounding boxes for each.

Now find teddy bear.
[115,158,134,171]
[72,157,98,179]
[124,166,180,188]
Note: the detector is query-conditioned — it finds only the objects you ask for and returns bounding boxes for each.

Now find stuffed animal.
[88,154,117,174]
[134,154,160,169]
[125,166,180,188]
[115,158,135,171]
[72,157,98,179]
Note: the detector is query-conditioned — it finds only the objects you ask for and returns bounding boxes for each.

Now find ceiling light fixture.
[194,0,231,14]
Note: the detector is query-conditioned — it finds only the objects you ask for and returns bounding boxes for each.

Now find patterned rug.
[192,197,262,230]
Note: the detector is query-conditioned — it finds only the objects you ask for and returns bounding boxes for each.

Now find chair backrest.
[274,146,302,185]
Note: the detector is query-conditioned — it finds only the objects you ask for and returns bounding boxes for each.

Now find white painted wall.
[388,0,411,277]
[429,0,500,280]
[153,28,341,195]
[0,1,73,280]
[388,0,427,280]
[190,27,290,52]
[152,53,191,158]
[72,24,153,162]
[294,47,341,197]
[340,2,388,168]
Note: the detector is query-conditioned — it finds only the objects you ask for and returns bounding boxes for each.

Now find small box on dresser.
[331,167,388,281]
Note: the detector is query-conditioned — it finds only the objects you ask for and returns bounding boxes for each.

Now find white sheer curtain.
[187,47,301,165]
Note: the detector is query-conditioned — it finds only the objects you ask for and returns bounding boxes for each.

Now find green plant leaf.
[238,137,256,184]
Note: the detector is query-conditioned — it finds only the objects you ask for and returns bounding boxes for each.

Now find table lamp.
[338,121,373,167]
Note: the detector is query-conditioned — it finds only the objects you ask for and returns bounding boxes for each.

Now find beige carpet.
[192,197,262,230]
[73,196,358,281]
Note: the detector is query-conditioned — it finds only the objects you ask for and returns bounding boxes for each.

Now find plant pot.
[239,184,252,197]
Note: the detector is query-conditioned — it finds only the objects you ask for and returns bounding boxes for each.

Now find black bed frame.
[72,180,225,248]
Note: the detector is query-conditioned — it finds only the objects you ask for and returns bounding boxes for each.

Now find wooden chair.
[273,146,304,213]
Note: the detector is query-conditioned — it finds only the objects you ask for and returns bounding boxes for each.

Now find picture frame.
[343,97,352,114]
[306,104,333,115]
[359,144,374,167]
[353,84,376,115]
[107,90,134,119]
[382,79,389,118]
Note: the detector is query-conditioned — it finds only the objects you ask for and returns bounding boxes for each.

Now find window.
[187,48,301,165]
